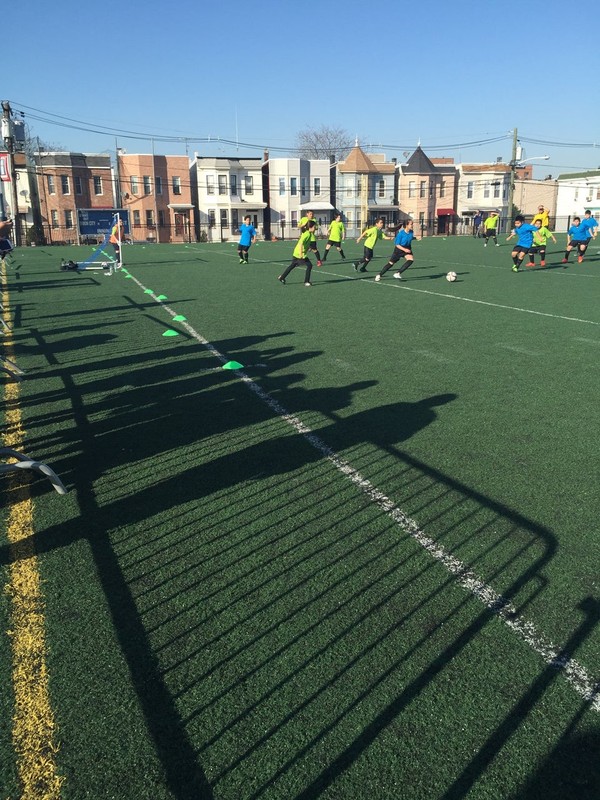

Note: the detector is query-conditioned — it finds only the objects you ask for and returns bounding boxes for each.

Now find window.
[280,210,286,227]
[314,177,321,196]
[133,210,141,227]
[146,210,154,227]
[218,175,227,195]
[64,210,73,228]
[346,179,352,198]
[467,181,474,199]
[61,175,70,195]
[74,176,82,195]
[596,188,600,200]
[290,177,297,196]
[378,179,385,198]
[155,176,162,195]
[493,182,500,198]
[483,181,490,198]
[47,175,55,194]
[158,210,165,227]
[245,176,254,195]
[291,211,298,228]
[279,177,285,196]
[143,176,152,195]
[419,181,426,198]
[208,209,216,227]
[93,176,102,195]
[206,175,214,195]
[440,181,446,198]
[232,209,239,231]
[51,210,58,228]
[357,177,362,194]
[408,181,416,198]
[172,176,181,195]
[301,177,307,197]
[220,209,228,227]
[429,181,434,198]
[130,176,139,195]
[230,175,237,195]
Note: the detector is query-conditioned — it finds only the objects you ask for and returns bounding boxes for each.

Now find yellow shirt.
[532,210,549,228]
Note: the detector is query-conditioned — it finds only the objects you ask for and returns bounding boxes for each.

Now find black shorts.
[528,245,545,254]
[569,239,588,249]
[363,246,374,260]
[308,241,318,252]
[512,245,530,254]
[326,239,342,247]
[484,228,497,238]
[389,247,412,264]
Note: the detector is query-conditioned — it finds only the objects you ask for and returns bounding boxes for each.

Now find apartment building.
[555,169,600,229]
[32,152,113,244]
[118,153,193,243]
[266,157,332,239]
[190,156,267,242]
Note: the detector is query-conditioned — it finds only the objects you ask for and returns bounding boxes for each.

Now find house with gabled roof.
[399,147,457,235]
[336,143,398,235]
[555,169,600,227]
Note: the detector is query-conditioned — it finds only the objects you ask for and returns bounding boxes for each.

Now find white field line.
[127,272,600,711]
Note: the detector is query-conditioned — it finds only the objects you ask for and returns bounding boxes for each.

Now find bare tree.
[295,125,354,161]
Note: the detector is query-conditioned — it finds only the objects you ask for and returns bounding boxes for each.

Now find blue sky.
[5,0,599,178]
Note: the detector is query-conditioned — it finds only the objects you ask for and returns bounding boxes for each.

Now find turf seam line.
[127,271,600,712]
[2,262,64,798]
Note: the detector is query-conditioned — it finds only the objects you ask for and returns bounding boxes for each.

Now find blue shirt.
[394,229,415,248]
[239,223,256,246]
[513,223,537,248]
[580,217,598,240]
[568,223,587,242]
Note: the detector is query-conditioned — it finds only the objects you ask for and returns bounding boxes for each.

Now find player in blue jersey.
[237,215,257,263]
[562,217,589,264]
[580,209,598,244]
[506,215,538,272]
[375,219,417,281]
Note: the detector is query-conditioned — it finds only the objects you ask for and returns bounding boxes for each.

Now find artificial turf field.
[1,233,599,800]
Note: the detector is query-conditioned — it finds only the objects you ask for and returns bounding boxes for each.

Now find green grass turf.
[1,236,599,799]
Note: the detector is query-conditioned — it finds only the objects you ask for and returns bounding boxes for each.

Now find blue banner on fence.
[78,209,130,236]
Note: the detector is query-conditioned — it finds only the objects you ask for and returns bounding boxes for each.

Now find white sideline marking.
[130,274,600,711]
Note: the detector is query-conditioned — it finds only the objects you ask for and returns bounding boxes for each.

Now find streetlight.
[508,155,549,224]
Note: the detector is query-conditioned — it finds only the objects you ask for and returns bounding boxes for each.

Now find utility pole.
[1,101,21,245]
[507,127,518,230]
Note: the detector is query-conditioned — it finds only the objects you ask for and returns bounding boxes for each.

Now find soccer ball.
[446,271,457,282]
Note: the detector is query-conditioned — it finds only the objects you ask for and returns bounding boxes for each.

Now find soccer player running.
[526,218,557,267]
[506,215,538,272]
[375,219,417,282]
[482,211,500,247]
[562,217,589,264]
[298,210,322,266]
[278,220,317,286]
[580,209,598,246]
[322,212,346,261]
[353,217,392,272]
[237,215,257,263]
[109,217,125,264]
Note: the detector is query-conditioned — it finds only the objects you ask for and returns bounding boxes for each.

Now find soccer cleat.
[526,262,535,267]
[244,259,249,264]
[511,265,519,272]
[374,274,381,282]
[393,271,404,280]
[316,260,322,267]
[484,242,487,247]
[304,282,312,287]
[353,261,359,271]
[540,260,546,267]
[359,266,367,272]
[277,275,286,284]
[239,258,244,264]
[577,256,583,263]
[495,243,500,247]
[561,258,568,263]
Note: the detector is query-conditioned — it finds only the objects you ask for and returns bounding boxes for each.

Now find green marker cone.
[173,315,187,322]
[156,294,167,301]
[162,329,179,337]
[144,289,153,294]
[124,275,133,279]
[223,360,244,370]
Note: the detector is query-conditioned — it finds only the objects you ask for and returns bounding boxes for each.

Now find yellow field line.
[2,263,63,799]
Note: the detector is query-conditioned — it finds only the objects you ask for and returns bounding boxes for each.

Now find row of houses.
[1,144,598,246]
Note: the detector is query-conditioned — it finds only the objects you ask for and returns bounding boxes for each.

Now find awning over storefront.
[299,201,334,211]
[167,203,195,211]
[229,202,267,209]
[437,208,456,215]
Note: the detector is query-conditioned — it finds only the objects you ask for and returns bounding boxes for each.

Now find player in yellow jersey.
[298,209,322,265]
[322,213,346,261]
[526,219,556,267]
[278,220,317,286]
